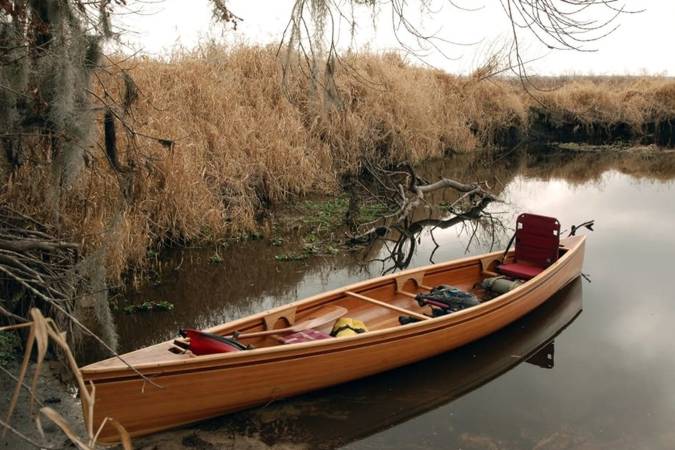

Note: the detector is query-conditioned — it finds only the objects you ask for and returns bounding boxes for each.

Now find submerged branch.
[348,161,499,247]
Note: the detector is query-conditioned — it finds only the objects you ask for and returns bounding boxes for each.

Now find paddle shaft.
[229,306,347,339]
[232,325,303,339]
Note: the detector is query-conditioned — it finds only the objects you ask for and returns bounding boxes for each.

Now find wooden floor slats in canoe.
[79,235,586,443]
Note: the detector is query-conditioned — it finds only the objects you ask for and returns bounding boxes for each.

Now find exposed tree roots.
[0,205,81,327]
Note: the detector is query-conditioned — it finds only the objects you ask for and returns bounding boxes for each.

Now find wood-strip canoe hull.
[81,236,585,442]
[224,279,583,449]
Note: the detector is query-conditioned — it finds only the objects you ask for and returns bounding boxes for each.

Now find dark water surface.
[120,148,675,449]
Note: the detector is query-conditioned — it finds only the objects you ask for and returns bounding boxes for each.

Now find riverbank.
[0,362,84,450]
[2,45,674,287]
[0,362,292,450]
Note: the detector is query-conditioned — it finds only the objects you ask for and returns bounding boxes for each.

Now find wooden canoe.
[203,279,583,449]
[79,234,585,443]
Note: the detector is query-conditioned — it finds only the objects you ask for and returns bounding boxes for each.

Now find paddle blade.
[290,305,348,332]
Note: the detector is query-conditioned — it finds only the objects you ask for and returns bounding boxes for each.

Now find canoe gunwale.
[80,236,585,381]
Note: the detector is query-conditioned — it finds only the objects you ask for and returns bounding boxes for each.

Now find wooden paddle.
[230,305,348,339]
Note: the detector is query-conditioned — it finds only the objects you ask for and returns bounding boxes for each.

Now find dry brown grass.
[530,76,675,127]
[2,45,673,281]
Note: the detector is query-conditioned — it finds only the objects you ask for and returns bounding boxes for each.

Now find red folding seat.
[497,213,561,280]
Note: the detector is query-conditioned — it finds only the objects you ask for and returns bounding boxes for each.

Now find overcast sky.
[118,1,674,76]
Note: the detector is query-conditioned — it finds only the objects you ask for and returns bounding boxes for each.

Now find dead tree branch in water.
[348,161,499,247]
[371,203,505,275]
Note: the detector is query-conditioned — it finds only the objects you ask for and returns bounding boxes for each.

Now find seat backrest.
[514,213,561,268]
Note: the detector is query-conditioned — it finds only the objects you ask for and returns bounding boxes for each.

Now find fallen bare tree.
[368,203,506,275]
[0,201,161,375]
[347,161,500,247]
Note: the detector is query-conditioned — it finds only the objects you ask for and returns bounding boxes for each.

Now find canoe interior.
[83,238,580,373]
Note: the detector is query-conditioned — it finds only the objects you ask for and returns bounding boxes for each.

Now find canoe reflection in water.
[174,278,583,449]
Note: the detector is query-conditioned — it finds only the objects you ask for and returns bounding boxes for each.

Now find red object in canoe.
[498,213,561,280]
[180,329,244,355]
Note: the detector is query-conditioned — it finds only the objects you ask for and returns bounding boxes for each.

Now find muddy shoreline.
[0,362,84,450]
[0,361,295,449]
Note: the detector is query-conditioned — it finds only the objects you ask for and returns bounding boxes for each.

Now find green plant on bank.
[274,241,322,262]
[271,237,284,246]
[300,196,350,230]
[272,195,390,262]
[209,253,224,264]
[122,300,175,314]
[230,231,264,243]
[0,330,20,366]
[358,201,390,223]
[274,253,309,262]
[305,232,318,243]
[300,196,389,230]
[325,245,340,255]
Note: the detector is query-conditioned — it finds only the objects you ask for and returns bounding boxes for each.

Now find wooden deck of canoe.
[80,235,585,442]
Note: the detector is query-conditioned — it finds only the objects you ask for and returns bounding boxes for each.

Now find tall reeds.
[1,45,673,282]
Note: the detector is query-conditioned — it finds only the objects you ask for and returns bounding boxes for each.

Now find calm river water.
[118,148,675,449]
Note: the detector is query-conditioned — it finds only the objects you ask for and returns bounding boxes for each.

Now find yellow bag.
[331,317,368,337]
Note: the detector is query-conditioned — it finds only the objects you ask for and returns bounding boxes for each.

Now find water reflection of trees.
[418,146,675,193]
[347,161,504,273]
[521,146,675,183]
[370,203,505,274]
[357,147,675,274]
